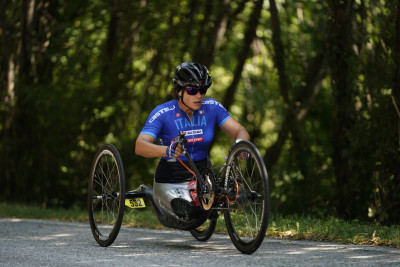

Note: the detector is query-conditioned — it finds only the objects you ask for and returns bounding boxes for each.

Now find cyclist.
[135,62,249,221]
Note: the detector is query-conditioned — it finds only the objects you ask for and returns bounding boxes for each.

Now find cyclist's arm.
[135,134,183,158]
[220,117,250,141]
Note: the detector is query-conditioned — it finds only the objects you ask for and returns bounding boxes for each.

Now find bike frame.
[125,131,234,212]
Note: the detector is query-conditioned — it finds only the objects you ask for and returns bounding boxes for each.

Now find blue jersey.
[139,98,231,162]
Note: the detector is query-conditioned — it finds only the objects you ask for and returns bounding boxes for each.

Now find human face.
[179,87,206,111]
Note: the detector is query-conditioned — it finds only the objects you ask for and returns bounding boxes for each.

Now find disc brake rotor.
[198,169,215,211]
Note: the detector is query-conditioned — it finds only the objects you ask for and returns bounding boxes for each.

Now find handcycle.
[87,132,270,254]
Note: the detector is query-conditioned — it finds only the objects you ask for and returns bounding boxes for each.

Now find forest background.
[1,0,399,225]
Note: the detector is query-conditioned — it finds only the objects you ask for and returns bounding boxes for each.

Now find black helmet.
[173,62,212,91]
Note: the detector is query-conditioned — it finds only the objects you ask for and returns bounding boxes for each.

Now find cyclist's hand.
[166,139,184,158]
[174,143,185,157]
[233,139,250,160]
[238,152,250,160]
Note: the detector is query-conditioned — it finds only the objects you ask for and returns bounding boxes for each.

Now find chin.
[192,105,202,110]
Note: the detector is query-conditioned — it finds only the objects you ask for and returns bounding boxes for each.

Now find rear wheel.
[223,141,269,254]
[88,144,125,247]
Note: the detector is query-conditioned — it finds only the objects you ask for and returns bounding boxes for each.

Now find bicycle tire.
[189,217,217,241]
[223,140,269,254]
[88,143,126,247]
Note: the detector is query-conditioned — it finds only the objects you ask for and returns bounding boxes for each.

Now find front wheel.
[88,144,125,247]
[189,211,218,241]
[224,140,270,254]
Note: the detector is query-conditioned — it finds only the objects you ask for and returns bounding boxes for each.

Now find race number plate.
[125,198,146,208]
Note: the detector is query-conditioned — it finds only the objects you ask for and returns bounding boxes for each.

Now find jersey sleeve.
[139,106,165,140]
[213,100,231,127]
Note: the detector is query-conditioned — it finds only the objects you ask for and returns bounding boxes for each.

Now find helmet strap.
[178,89,193,112]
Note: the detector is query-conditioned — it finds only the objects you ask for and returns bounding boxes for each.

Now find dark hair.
[170,86,180,100]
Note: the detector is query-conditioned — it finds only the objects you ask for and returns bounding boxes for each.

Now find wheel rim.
[91,150,122,240]
[226,148,266,244]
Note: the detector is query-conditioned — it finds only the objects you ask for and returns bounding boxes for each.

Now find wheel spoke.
[98,158,114,193]
[242,207,255,238]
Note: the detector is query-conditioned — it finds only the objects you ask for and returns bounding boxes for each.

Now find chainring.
[197,168,216,211]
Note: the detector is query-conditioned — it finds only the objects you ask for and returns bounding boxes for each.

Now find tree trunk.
[328,0,358,219]
[222,0,264,111]
[20,0,35,81]
[383,0,400,224]
[394,0,400,148]
[201,0,231,67]
[180,0,199,63]
[192,1,214,62]
[394,0,400,105]
[268,0,290,105]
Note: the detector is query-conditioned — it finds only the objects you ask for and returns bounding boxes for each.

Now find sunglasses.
[185,86,208,95]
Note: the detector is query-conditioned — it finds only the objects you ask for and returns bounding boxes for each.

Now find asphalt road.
[0,218,399,266]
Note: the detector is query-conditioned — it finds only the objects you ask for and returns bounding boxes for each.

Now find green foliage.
[0,0,399,225]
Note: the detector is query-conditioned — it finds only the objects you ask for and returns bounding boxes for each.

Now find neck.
[178,99,194,118]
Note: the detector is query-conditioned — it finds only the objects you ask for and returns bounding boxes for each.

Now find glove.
[233,139,250,159]
[233,139,243,146]
[166,138,178,158]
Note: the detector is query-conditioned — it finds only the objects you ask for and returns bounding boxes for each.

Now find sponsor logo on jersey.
[187,137,203,143]
[176,113,180,117]
[184,129,203,136]
[203,99,227,110]
[149,105,176,123]
[199,110,205,114]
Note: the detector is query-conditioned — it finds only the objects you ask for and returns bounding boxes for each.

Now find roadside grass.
[1,202,399,248]
[0,202,88,222]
